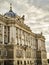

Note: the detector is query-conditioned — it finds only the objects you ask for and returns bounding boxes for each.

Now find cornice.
[0,14,45,40]
[31,31,36,37]
[36,34,45,41]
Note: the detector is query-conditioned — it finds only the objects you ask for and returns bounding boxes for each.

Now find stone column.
[17,28,19,44]
[10,26,16,43]
[23,50,25,59]
[2,25,4,44]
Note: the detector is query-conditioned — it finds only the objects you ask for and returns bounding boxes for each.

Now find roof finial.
[10,3,12,11]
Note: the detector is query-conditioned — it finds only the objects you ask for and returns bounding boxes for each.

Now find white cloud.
[47,53,49,59]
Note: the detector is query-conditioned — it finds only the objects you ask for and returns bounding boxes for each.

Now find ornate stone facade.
[0,4,48,65]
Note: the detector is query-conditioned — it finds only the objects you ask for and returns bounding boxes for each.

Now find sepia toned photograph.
[0,0,49,65]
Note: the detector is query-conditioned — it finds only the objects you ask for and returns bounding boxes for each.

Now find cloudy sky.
[0,0,49,58]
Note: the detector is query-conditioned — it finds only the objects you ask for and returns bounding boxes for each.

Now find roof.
[4,3,16,18]
[4,10,16,18]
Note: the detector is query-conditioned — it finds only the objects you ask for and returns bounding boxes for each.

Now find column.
[2,25,4,44]
[17,28,19,44]
[23,50,25,59]
[10,26,16,43]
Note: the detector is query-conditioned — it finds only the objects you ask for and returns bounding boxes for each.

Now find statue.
[22,15,25,20]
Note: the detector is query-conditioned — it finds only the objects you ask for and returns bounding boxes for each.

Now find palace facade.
[0,4,48,65]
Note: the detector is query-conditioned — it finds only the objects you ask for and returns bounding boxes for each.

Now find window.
[4,37,8,44]
[0,49,7,56]
[3,50,7,56]
[17,60,19,65]
[18,38,21,45]
[17,60,22,65]
[27,61,29,64]
[0,62,1,65]
[21,61,22,64]
[26,50,31,58]
[0,36,2,43]
[30,61,31,64]
[24,61,26,65]
[0,50,1,55]
[4,26,8,44]
[0,50,3,56]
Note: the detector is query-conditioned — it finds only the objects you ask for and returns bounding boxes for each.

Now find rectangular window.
[0,50,1,55]
[4,50,7,56]
[17,60,19,65]
[30,61,31,64]
[27,61,29,64]
[21,61,22,64]
[0,50,3,56]
[0,62,1,65]
[4,26,8,44]
[18,38,21,45]
[0,36,2,43]
[24,61,26,65]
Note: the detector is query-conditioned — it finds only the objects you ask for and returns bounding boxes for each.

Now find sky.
[0,0,49,58]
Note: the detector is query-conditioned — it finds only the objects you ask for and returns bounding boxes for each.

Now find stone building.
[0,3,48,65]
